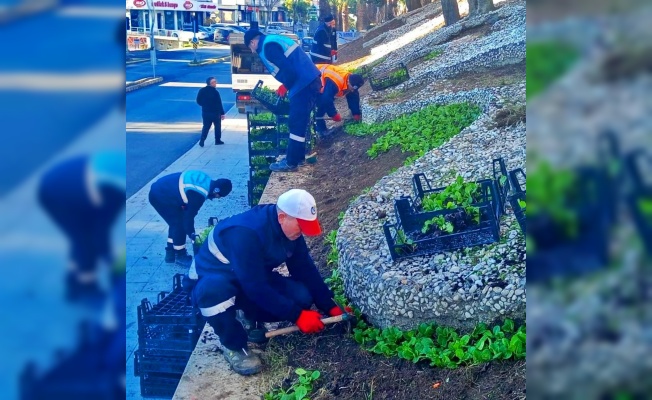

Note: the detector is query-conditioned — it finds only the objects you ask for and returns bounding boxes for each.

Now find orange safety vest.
[316,64,350,97]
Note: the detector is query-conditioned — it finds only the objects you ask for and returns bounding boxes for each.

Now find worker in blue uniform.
[310,14,337,64]
[191,189,348,375]
[38,151,126,305]
[148,171,232,267]
[244,29,322,172]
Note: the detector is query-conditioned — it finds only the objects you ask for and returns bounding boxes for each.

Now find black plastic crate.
[411,174,501,217]
[247,111,276,128]
[628,188,652,252]
[492,158,510,214]
[385,180,501,260]
[507,168,526,234]
[249,155,276,169]
[251,80,290,115]
[527,166,612,283]
[140,371,182,398]
[248,180,265,206]
[134,349,190,376]
[20,322,120,400]
[137,275,201,327]
[138,321,201,355]
[370,63,410,91]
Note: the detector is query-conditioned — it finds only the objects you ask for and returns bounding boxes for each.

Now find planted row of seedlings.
[134,274,204,398]
[384,157,512,260]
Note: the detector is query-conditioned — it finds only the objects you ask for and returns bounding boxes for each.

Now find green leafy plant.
[419,176,482,234]
[264,368,321,400]
[527,41,579,99]
[249,112,275,125]
[253,169,272,179]
[250,127,277,137]
[250,155,276,166]
[195,226,214,246]
[639,197,652,222]
[394,229,416,255]
[517,199,526,209]
[251,141,275,150]
[527,161,579,238]
[344,103,481,166]
[422,216,454,234]
[325,230,338,266]
[424,49,442,60]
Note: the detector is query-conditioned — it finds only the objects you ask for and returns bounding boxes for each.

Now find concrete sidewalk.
[125,105,250,400]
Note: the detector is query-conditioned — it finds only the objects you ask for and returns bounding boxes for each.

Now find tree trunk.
[319,0,330,19]
[406,0,420,12]
[468,0,494,17]
[341,4,349,31]
[356,0,365,30]
[441,0,460,26]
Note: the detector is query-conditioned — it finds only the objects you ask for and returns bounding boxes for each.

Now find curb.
[188,56,231,67]
[126,77,163,93]
[126,58,149,65]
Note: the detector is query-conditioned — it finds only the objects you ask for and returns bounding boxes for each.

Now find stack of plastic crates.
[134,274,204,398]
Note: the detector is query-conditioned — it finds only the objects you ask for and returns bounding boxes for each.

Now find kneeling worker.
[192,189,347,375]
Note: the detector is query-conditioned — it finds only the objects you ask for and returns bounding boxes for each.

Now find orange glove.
[296,310,324,334]
[276,85,288,98]
[352,114,361,122]
[331,50,337,56]
[329,305,352,317]
[332,113,342,122]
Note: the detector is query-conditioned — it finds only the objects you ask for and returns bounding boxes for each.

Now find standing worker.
[196,76,226,147]
[191,189,349,375]
[314,64,365,137]
[38,151,126,304]
[148,170,232,267]
[310,14,337,64]
[244,29,322,172]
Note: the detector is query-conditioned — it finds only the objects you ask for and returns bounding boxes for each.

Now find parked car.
[301,36,313,52]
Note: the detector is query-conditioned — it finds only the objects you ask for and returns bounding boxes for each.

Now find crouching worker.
[314,64,365,137]
[192,189,345,375]
[148,170,232,267]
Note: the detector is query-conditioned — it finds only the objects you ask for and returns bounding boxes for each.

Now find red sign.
[133,0,146,7]
[183,1,193,9]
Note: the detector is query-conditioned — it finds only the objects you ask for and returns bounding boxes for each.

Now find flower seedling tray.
[370,63,410,91]
[251,80,290,115]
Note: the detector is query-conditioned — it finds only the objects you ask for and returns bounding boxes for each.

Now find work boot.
[175,249,193,268]
[223,348,262,376]
[215,139,224,145]
[269,159,297,172]
[164,247,175,263]
[65,272,106,307]
[199,139,205,147]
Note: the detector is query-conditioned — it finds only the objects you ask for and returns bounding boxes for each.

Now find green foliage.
[351,56,386,77]
[353,319,526,368]
[419,176,481,233]
[344,103,481,166]
[527,161,579,238]
[252,141,275,150]
[325,230,339,266]
[250,127,277,137]
[249,112,275,124]
[394,229,416,255]
[639,197,652,222]
[195,226,214,245]
[527,41,579,99]
[388,68,408,80]
[517,199,526,209]
[422,216,453,234]
[251,155,276,166]
[424,49,442,60]
[337,211,345,224]
[264,368,321,400]
[253,169,272,179]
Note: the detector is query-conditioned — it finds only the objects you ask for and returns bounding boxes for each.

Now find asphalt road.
[126,48,235,197]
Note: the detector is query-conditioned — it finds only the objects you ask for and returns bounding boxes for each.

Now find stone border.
[126,77,163,93]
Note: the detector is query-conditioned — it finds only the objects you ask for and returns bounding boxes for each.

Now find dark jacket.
[196,85,225,116]
[310,22,336,64]
[149,172,207,238]
[317,78,361,117]
[194,204,336,322]
[256,34,321,98]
